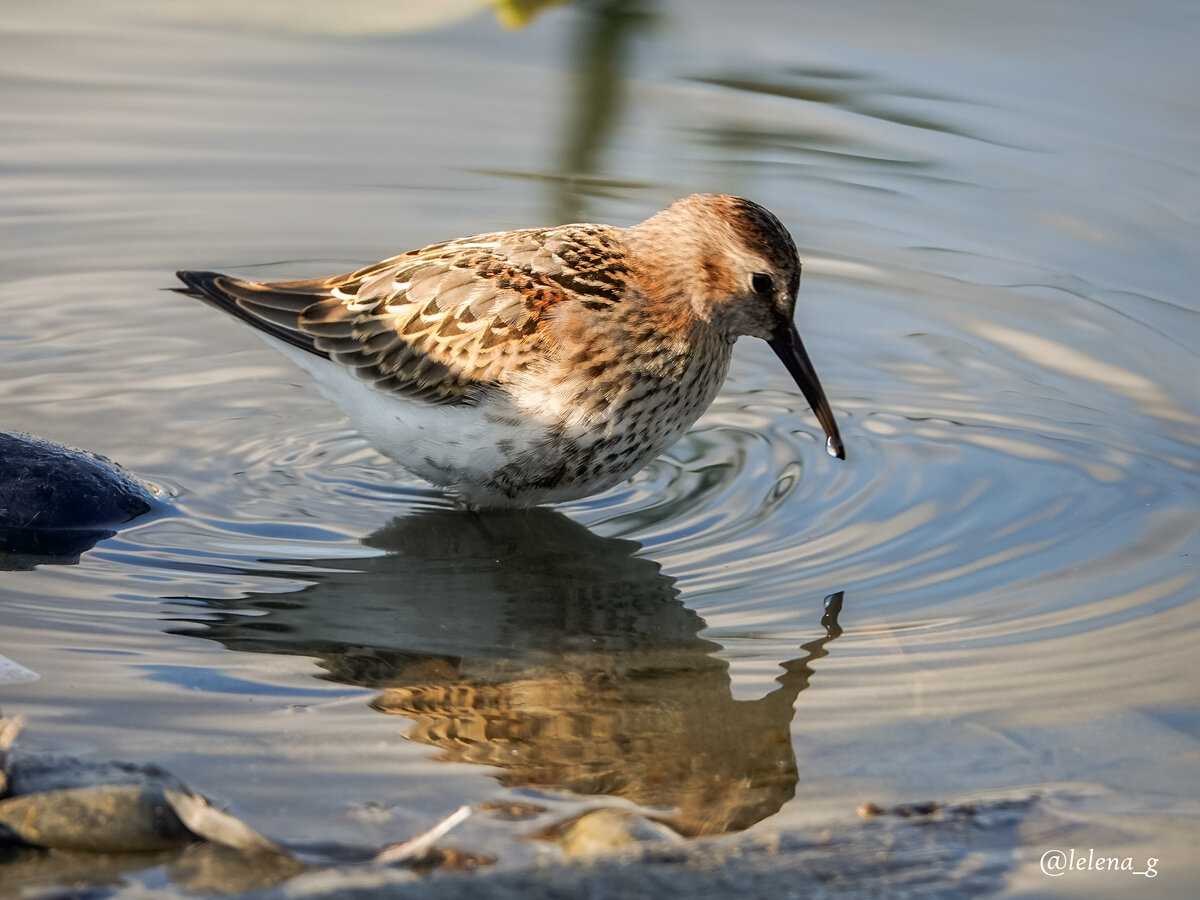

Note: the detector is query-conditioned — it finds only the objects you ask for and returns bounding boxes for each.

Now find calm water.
[2,0,1198,895]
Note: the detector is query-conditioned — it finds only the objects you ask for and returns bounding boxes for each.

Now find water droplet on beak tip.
[825,435,842,459]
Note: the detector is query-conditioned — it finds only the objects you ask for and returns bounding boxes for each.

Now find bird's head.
[630,194,845,459]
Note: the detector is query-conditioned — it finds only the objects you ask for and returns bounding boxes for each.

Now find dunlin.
[177,194,844,507]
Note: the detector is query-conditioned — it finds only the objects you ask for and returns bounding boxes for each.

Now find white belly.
[261,335,548,501]
[254,331,729,508]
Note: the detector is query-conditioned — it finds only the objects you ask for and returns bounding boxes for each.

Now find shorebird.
[177,194,844,508]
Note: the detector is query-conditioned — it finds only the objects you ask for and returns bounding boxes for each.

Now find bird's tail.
[174,270,329,359]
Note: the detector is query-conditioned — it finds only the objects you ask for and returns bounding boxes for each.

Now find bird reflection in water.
[176,510,843,837]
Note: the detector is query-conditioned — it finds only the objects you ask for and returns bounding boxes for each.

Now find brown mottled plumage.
[177,194,844,507]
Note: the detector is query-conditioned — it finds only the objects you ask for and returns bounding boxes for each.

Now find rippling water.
[2,0,1198,894]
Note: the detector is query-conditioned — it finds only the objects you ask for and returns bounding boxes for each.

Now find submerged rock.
[6,753,189,797]
[0,721,282,857]
[533,808,683,860]
[0,784,194,852]
[0,717,484,895]
[0,431,159,565]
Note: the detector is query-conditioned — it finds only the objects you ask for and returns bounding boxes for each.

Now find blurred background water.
[1,0,1198,895]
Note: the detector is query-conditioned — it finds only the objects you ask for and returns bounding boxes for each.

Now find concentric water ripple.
[64,252,1195,736]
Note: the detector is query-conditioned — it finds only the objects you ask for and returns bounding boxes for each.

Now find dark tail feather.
[174,270,328,359]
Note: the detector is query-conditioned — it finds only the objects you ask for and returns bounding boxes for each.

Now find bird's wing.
[176,224,631,405]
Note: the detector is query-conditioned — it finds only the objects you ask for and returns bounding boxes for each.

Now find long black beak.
[767,321,845,460]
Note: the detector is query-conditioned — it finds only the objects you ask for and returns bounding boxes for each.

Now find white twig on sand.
[0,717,23,751]
[374,805,472,865]
[0,716,24,795]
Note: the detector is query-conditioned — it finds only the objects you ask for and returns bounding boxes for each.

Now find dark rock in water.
[7,754,191,798]
[0,432,160,564]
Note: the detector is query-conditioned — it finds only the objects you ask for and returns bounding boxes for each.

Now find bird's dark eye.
[751,273,774,295]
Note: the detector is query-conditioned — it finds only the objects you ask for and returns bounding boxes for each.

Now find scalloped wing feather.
[180,224,631,406]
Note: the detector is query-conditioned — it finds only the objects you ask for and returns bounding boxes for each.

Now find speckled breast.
[480,337,734,506]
